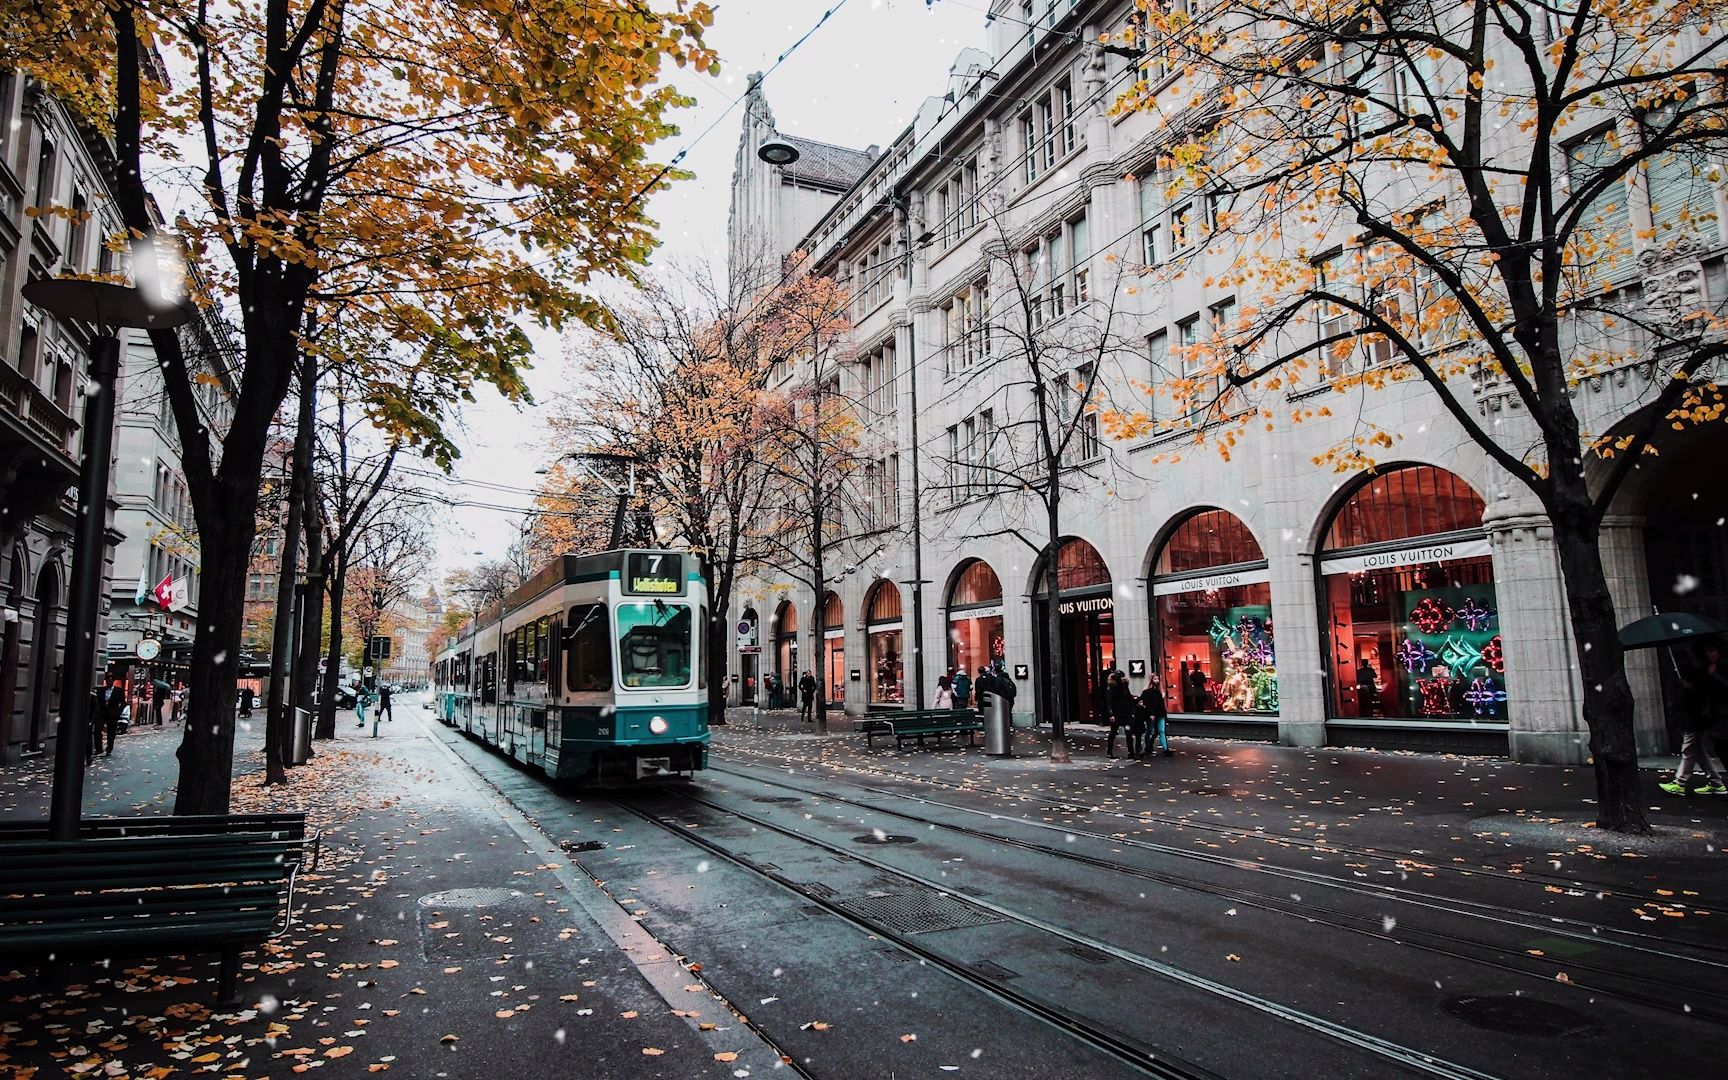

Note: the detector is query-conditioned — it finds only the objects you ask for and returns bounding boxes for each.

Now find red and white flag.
[153,574,174,608]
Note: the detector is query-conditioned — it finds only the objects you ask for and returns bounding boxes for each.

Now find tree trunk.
[174,515,253,814]
[295,509,325,725]
[317,556,348,740]
[1550,509,1649,833]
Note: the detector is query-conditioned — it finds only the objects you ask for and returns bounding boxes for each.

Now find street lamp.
[24,249,193,840]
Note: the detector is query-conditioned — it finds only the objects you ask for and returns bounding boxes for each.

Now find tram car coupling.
[432,548,711,784]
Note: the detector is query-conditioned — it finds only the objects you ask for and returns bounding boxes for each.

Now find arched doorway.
[946,560,1004,679]
[738,607,760,704]
[25,562,62,752]
[1632,435,1728,745]
[1317,466,1505,732]
[1150,510,1276,716]
[773,601,798,708]
[821,591,845,705]
[864,581,904,705]
[1033,538,1113,726]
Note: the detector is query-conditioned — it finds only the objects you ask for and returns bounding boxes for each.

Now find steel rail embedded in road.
[717,742,1727,920]
[703,762,1728,1025]
[622,787,1507,1080]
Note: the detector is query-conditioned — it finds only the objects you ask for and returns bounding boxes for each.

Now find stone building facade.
[724,0,1727,764]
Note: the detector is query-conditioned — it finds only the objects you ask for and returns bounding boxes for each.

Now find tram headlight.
[649,716,669,735]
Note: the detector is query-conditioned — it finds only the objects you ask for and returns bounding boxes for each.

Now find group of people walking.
[933,663,1016,713]
[1104,669,1172,759]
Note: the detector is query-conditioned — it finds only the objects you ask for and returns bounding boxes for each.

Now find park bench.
[0,812,317,1005]
[860,709,982,749]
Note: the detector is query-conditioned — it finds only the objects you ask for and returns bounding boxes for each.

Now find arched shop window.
[865,581,905,704]
[1034,538,1114,725]
[1151,510,1276,716]
[1319,466,1505,723]
[774,601,798,697]
[947,560,1005,678]
[822,591,845,704]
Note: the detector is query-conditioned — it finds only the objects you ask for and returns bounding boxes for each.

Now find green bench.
[0,813,317,1005]
[860,709,983,749]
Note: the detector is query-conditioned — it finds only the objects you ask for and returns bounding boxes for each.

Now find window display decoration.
[1481,635,1505,673]
[1438,634,1484,672]
[1417,676,1456,717]
[1395,637,1437,673]
[1463,676,1507,715]
[1455,597,1496,633]
[1410,597,1455,635]
[1205,612,1277,711]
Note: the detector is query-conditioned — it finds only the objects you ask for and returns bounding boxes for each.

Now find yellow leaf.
[715,1051,739,1062]
[326,1047,354,1059]
[642,1047,665,1056]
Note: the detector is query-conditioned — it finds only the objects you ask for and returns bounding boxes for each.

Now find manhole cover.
[751,796,803,805]
[1441,995,1602,1037]
[561,839,607,853]
[418,888,522,909]
[838,891,1003,935]
[853,833,918,845]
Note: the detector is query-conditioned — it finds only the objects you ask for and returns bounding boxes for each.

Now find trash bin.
[289,707,313,765]
[982,693,1012,757]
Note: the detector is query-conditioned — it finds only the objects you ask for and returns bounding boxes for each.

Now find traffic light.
[369,635,392,660]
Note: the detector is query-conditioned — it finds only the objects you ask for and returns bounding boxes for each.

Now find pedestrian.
[798,670,817,723]
[151,677,172,725]
[991,662,1017,716]
[238,685,255,717]
[934,675,954,709]
[169,680,186,723]
[354,681,368,728]
[1662,641,1728,796]
[1355,659,1380,716]
[94,677,126,758]
[1137,676,1171,757]
[952,667,972,710]
[764,672,780,709]
[379,683,395,723]
[1186,661,1209,713]
[1106,669,1135,758]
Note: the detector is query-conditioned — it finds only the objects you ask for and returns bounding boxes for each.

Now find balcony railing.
[0,361,79,459]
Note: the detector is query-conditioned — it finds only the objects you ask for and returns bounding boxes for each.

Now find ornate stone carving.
[1637,230,1708,335]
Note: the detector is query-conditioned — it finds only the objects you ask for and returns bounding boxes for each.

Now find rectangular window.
[885,453,900,527]
[1566,127,1633,255]
[1057,79,1075,158]
[617,602,693,688]
[1170,201,1194,254]
[1069,214,1090,302]
[946,425,962,499]
[1147,329,1173,422]
[1313,252,1355,375]
[565,604,612,691]
[1642,102,1721,244]
[1020,112,1038,184]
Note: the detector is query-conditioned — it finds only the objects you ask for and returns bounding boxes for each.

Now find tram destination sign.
[625,552,685,596]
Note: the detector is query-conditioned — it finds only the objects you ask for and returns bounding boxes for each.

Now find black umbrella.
[1618,612,1728,649]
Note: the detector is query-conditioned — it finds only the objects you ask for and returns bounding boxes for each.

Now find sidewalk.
[0,701,780,1079]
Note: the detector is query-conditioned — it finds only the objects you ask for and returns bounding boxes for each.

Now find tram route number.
[626,552,685,596]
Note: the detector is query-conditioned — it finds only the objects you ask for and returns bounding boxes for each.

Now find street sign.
[136,638,161,661]
[368,635,392,660]
[736,619,758,648]
[363,666,374,679]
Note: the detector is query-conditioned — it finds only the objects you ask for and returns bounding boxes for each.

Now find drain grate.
[751,796,803,805]
[418,888,521,909]
[1441,995,1602,1038]
[1060,945,1111,966]
[837,891,1003,935]
[853,833,918,845]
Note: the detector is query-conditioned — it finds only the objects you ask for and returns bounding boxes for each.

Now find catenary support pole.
[48,335,121,840]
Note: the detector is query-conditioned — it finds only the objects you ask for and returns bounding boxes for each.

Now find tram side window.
[565,604,612,691]
[535,616,551,684]
[547,616,562,696]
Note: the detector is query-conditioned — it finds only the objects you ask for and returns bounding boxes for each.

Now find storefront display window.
[1320,466,1506,723]
[1152,510,1276,715]
[1034,538,1113,725]
[866,582,904,704]
[822,591,845,705]
[947,560,1005,679]
[774,601,798,707]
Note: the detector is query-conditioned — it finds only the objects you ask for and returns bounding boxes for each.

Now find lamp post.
[23,272,191,840]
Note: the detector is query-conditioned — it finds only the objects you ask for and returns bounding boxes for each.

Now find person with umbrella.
[1660,640,1728,796]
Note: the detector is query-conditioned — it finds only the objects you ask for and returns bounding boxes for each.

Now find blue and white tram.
[433,549,709,782]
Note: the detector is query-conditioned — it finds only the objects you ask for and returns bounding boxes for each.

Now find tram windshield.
[616,601,693,688]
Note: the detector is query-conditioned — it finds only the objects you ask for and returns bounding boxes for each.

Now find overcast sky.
[429,0,989,586]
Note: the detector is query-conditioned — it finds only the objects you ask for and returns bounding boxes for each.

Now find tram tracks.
[703,762,1728,1026]
[616,786,1510,1080]
[717,742,1727,920]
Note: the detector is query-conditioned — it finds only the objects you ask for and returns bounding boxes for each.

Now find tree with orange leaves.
[1,0,715,812]
[1102,0,1728,830]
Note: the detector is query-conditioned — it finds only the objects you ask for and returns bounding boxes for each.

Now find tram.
[432,548,709,782]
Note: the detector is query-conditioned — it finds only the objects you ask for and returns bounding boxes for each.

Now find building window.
[947,560,1005,684]
[1025,213,1088,324]
[865,581,905,704]
[942,280,989,375]
[1021,75,1081,186]
[1054,363,1100,465]
[1320,466,1503,724]
[1152,510,1276,716]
